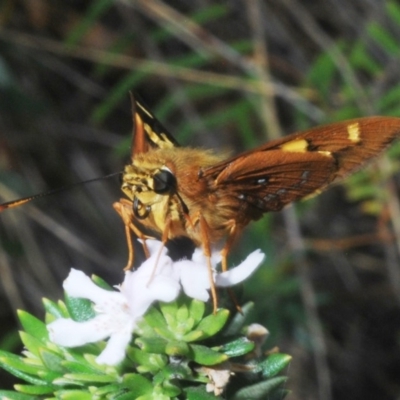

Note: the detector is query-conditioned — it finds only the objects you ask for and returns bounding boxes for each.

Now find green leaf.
[13,384,54,395]
[165,340,190,357]
[122,373,153,396]
[349,42,381,75]
[306,51,336,98]
[188,300,205,325]
[62,359,103,374]
[0,351,43,375]
[223,302,254,336]
[0,391,38,400]
[180,330,204,343]
[218,337,255,358]
[52,377,86,386]
[176,304,190,323]
[0,354,47,385]
[232,377,288,399]
[64,294,95,322]
[36,368,62,383]
[91,274,114,290]
[367,22,400,55]
[159,300,179,322]
[258,353,292,378]
[63,372,115,383]
[141,308,175,340]
[90,383,122,397]
[189,344,228,366]
[136,394,170,400]
[43,298,68,319]
[17,311,48,342]
[39,348,65,373]
[145,354,168,372]
[155,362,192,383]
[185,386,220,400]
[173,304,196,335]
[160,380,182,397]
[126,346,167,372]
[191,309,229,339]
[134,337,168,354]
[264,388,290,400]
[118,394,146,400]
[19,332,44,358]
[54,390,93,400]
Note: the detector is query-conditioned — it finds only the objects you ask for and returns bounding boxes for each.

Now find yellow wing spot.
[144,124,175,149]
[347,122,360,143]
[317,150,332,157]
[280,138,308,153]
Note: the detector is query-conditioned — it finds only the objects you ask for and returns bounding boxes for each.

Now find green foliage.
[0,284,290,399]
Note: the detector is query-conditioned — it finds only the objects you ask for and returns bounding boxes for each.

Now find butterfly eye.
[133,197,151,220]
[153,168,176,194]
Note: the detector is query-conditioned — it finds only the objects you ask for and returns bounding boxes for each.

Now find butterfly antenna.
[0,172,121,212]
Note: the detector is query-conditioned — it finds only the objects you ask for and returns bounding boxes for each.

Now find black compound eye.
[153,168,176,194]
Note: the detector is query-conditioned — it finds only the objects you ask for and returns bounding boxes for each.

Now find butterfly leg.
[221,220,243,313]
[113,199,150,270]
[198,214,218,313]
[221,219,240,271]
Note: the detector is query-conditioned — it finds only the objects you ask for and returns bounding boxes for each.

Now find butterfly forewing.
[201,117,400,213]
[209,151,335,212]
[131,95,180,157]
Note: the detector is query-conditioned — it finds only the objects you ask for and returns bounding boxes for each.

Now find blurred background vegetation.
[1,0,400,398]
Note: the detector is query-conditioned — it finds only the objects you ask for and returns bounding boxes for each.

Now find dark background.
[1,1,400,399]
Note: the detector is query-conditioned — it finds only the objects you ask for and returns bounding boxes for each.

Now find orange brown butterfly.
[2,95,400,306]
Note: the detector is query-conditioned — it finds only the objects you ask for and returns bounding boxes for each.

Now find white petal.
[147,277,181,302]
[96,331,132,365]
[121,251,179,318]
[215,250,265,287]
[47,316,113,346]
[182,283,210,302]
[63,269,112,304]
[132,277,181,318]
[140,239,168,258]
[126,253,173,283]
[176,261,211,301]
[191,248,221,267]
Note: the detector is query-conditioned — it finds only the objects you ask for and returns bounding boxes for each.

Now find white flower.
[174,246,265,301]
[47,269,135,366]
[47,240,265,366]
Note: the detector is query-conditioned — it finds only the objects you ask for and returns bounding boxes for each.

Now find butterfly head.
[121,160,179,222]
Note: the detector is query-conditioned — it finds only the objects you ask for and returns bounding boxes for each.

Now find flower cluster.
[48,240,265,365]
[0,240,292,400]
